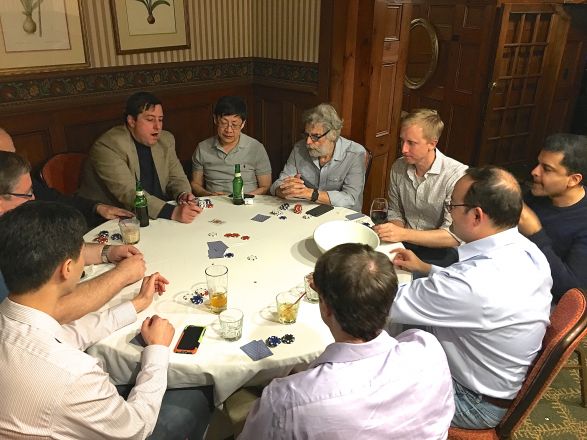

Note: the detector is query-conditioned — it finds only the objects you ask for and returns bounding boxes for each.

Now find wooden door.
[477,3,569,166]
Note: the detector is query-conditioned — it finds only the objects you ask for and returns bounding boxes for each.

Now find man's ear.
[568,172,583,188]
[126,115,136,128]
[59,258,75,282]
[472,206,483,225]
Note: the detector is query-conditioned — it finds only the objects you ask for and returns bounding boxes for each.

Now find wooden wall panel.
[403,2,496,166]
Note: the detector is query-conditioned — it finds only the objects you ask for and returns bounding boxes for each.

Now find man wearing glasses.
[271,103,366,212]
[0,128,133,228]
[373,109,467,267]
[0,151,147,321]
[191,96,272,196]
[389,166,552,429]
[78,91,201,224]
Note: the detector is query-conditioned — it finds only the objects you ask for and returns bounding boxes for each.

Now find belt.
[482,395,514,409]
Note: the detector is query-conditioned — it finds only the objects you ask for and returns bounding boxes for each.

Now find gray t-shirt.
[192,133,272,194]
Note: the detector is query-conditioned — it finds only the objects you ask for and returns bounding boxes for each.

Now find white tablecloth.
[85,195,410,404]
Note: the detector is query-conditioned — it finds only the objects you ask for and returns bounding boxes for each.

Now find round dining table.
[84,195,410,404]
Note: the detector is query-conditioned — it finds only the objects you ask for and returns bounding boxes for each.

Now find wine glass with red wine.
[370,198,388,225]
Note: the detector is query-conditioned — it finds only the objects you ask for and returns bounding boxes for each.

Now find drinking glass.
[206,265,228,314]
[219,308,243,341]
[118,217,140,244]
[276,290,301,324]
[370,198,388,225]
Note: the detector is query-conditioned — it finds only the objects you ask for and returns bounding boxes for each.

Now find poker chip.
[278,215,287,220]
[224,233,240,238]
[302,215,311,219]
[197,200,207,209]
[265,336,281,348]
[241,235,250,240]
[270,210,282,216]
[208,232,217,237]
[111,233,122,241]
[281,334,295,344]
[93,236,108,244]
[194,287,209,296]
[293,204,302,214]
[98,230,109,237]
[190,294,204,305]
[246,255,257,261]
[224,252,235,258]
[279,203,290,210]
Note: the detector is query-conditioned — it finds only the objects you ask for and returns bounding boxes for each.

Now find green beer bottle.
[134,180,149,227]
[232,164,244,205]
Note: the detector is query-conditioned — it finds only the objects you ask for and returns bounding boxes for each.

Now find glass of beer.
[206,265,228,314]
[276,290,301,324]
[370,198,388,225]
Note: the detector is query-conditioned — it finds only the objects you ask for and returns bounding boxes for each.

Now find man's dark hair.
[0,151,31,197]
[213,96,247,120]
[313,243,398,341]
[124,91,162,121]
[0,201,86,294]
[543,133,587,183]
[463,166,522,229]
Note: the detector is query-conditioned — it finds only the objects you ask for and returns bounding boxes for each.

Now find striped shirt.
[0,299,169,440]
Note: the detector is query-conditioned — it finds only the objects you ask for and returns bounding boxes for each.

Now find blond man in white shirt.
[0,201,212,439]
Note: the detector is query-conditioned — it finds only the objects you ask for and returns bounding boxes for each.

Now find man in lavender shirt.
[239,243,455,439]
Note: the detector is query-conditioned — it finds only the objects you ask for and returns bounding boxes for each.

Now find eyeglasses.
[445,202,476,213]
[302,130,330,143]
[4,191,34,200]
[216,120,243,131]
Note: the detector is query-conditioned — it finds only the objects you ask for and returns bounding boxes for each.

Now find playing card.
[209,218,226,225]
[129,333,146,347]
[208,241,229,259]
[251,214,270,222]
[240,340,273,361]
[345,212,365,220]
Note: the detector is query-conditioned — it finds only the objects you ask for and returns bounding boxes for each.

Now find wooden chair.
[40,152,87,195]
[565,345,587,407]
[448,287,587,440]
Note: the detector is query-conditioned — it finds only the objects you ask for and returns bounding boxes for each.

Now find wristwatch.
[311,189,319,202]
[101,245,111,263]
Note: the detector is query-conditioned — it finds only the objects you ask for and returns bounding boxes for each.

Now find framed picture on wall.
[0,0,88,74]
[110,0,190,54]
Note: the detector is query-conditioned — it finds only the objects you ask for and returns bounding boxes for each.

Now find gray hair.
[0,151,31,199]
[302,103,343,142]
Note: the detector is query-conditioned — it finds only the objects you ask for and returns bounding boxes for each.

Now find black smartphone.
[173,325,206,354]
[306,204,334,217]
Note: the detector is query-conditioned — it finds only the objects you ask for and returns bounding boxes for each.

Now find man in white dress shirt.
[390,166,553,429]
[373,109,467,267]
[0,201,211,439]
[240,243,455,439]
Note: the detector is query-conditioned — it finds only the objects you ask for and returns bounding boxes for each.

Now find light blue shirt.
[270,136,366,211]
[239,330,455,440]
[391,228,553,399]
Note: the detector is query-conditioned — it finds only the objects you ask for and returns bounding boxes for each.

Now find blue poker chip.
[278,215,287,220]
[281,334,295,344]
[98,230,109,237]
[111,233,122,241]
[190,294,204,305]
[224,252,234,258]
[265,336,281,348]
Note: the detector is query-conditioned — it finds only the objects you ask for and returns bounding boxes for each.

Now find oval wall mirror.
[405,18,439,90]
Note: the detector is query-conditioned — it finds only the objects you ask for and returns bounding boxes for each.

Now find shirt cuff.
[429,265,443,275]
[141,344,170,368]
[112,301,138,329]
[157,203,175,220]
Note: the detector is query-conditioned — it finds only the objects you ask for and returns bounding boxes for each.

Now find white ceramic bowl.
[313,220,380,253]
